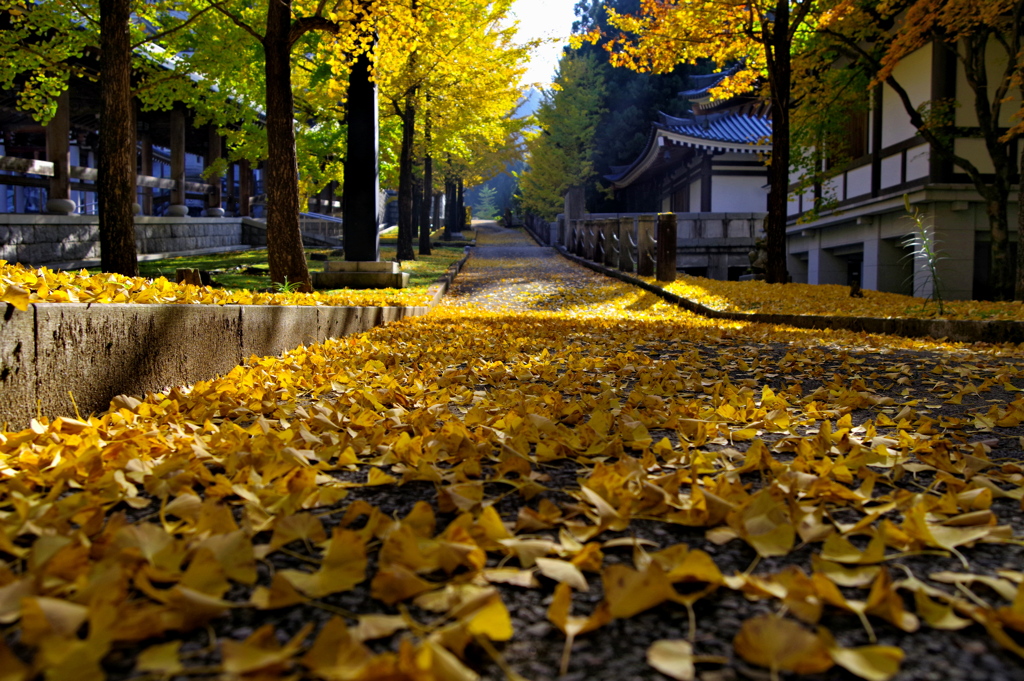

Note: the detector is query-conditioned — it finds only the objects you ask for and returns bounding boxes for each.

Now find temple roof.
[605,109,771,188]
[657,110,771,148]
[677,65,742,100]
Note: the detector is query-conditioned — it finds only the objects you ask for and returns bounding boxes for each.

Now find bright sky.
[509,0,579,86]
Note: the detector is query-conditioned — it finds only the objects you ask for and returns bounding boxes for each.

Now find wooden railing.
[561,212,766,282]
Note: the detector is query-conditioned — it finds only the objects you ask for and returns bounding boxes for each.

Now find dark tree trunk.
[988,194,1011,299]
[98,0,138,276]
[431,190,442,244]
[419,114,433,255]
[419,152,433,255]
[412,174,422,241]
[457,179,466,232]
[343,49,381,262]
[763,0,791,285]
[396,97,416,261]
[1017,146,1024,300]
[263,0,312,291]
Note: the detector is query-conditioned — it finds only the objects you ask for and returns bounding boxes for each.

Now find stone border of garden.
[0,249,470,430]
[557,247,1024,345]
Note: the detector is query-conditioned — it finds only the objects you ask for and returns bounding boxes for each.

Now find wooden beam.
[45,89,74,213]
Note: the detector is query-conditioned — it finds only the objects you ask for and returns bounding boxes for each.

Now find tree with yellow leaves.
[589,0,826,285]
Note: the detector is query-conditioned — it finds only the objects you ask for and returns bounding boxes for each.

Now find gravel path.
[434,222,1024,681]
[11,221,1024,681]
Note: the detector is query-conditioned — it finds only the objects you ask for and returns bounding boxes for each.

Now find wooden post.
[656,212,677,282]
[225,161,236,215]
[45,89,75,214]
[619,217,634,272]
[168,107,188,216]
[604,219,616,267]
[239,159,251,217]
[637,214,656,276]
[205,126,224,216]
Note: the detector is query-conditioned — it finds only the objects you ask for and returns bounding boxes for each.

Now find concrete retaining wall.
[0,303,426,428]
[0,248,471,429]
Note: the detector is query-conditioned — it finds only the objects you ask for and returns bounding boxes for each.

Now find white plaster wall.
[689,180,701,212]
[711,175,766,212]
[953,138,996,174]
[882,43,932,148]
[824,176,843,202]
[847,165,872,199]
[906,144,931,181]
[955,43,1020,128]
[788,193,800,217]
[661,195,671,212]
[881,155,903,188]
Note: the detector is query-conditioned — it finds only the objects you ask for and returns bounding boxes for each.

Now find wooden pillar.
[700,154,713,212]
[604,219,617,267]
[205,126,224,216]
[618,217,634,272]
[656,212,677,282]
[637,214,656,276]
[131,99,139,215]
[45,89,75,214]
[239,159,251,217]
[225,161,236,215]
[167,107,188,216]
[139,130,153,216]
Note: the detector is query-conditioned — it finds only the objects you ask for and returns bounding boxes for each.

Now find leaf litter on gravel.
[2,228,1024,681]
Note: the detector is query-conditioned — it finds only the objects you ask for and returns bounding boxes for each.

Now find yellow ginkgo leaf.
[733,615,834,675]
[646,639,695,680]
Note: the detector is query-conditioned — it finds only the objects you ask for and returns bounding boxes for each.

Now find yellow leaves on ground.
[654,273,1024,320]
[0,260,433,308]
[2,227,1024,679]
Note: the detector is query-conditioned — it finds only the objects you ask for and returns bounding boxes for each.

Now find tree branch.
[289,15,340,48]
[203,0,264,43]
[132,5,218,49]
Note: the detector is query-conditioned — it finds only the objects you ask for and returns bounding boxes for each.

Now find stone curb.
[0,250,471,430]
[557,247,1024,346]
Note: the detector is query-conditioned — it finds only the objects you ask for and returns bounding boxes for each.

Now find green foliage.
[901,195,945,316]
[520,52,607,220]
[473,186,499,220]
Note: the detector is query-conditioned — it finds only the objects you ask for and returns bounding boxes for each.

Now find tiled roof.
[658,111,771,147]
[604,109,772,186]
[677,65,741,99]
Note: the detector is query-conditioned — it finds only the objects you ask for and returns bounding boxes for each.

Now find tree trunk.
[412,173,422,245]
[431,190,442,245]
[98,0,138,276]
[264,0,312,291]
[419,125,433,255]
[396,98,416,261]
[343,49,381,261]
[763,0,791,285]
[987,195,1011,299]
[457,178,466,232]
[1017,146,1024,300]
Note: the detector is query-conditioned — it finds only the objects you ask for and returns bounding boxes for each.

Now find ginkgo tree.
[519,51,607,221]
[376,0,531,258]
[0,0,232,276]
[589,0,828,285]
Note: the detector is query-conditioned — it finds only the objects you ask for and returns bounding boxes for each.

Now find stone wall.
[0,215,263,267]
